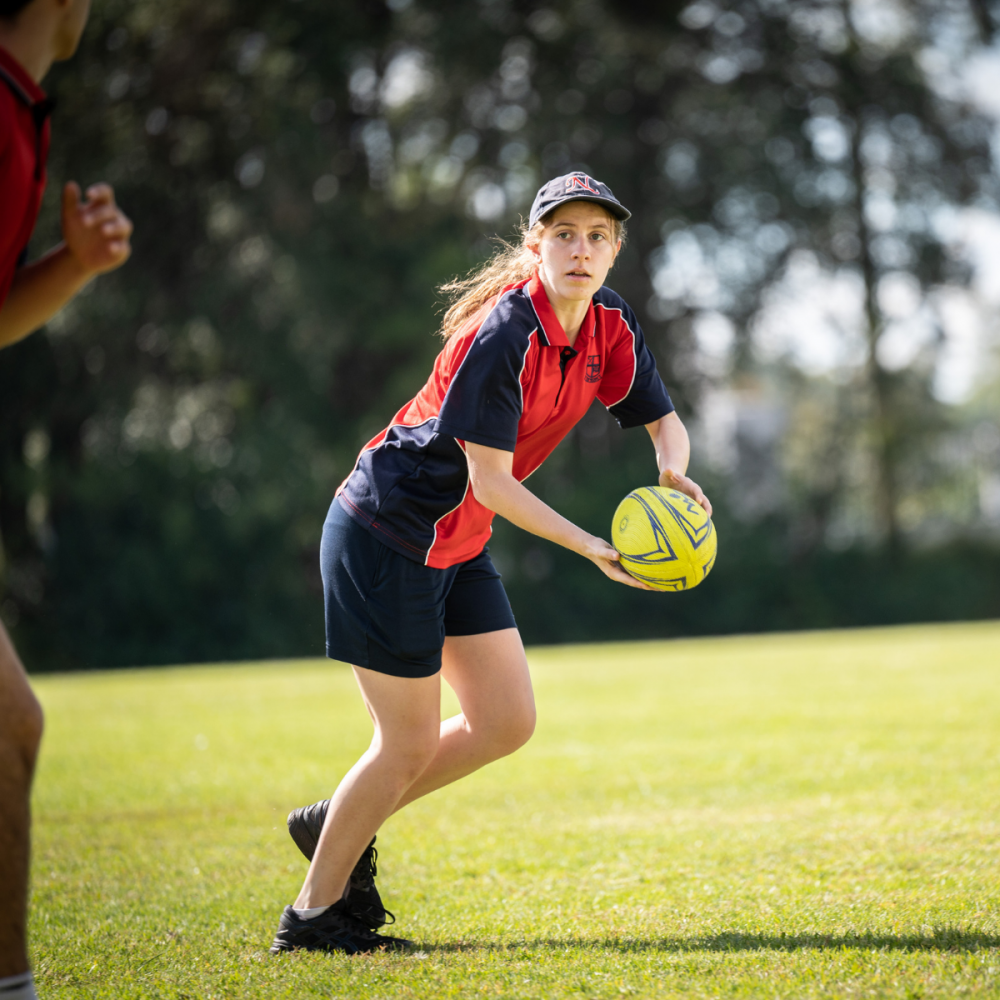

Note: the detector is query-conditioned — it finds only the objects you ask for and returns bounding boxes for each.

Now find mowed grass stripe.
[28,622,1000,998]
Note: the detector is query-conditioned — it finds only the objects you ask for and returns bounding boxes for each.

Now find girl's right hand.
[463,442,652,590]
[580,535,653,590]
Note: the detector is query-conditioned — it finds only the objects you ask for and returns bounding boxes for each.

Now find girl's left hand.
[659,468,713,517]
[580,534,653,590]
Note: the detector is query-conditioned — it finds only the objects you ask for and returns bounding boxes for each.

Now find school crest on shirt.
[585,355,601,382]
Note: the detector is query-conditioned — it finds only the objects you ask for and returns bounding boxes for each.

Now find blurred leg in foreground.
[0,621,43,998]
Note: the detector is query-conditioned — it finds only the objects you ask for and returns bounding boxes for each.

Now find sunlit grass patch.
[29,622,1000,998]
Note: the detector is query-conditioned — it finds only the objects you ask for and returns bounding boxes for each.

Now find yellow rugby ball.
[611,486,717,591]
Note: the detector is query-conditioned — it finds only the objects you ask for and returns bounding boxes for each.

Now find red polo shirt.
[337,274,674,568]
[0,45,51,310]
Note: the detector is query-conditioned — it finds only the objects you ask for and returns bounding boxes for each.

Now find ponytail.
[437,209,625,340]
[437,221,544,340]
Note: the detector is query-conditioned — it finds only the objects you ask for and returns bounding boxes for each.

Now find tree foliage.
[2,0,999,669]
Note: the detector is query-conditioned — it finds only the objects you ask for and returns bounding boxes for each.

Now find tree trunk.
[968,0,995,44]
[840,9,901,549]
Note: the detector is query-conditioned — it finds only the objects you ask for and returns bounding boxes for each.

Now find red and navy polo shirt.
[337,273,674,568]
[0,45,52,310]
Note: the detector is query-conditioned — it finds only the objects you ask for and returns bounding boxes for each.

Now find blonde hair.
[437,206,626,340]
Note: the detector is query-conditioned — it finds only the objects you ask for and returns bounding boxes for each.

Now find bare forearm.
[470,469,593,555]
[647,411,691,477]
[647,412,713,515]
[464,440,653,589]
[0,245,90,350]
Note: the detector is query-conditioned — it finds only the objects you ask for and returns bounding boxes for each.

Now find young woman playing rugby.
[270,173,712,954]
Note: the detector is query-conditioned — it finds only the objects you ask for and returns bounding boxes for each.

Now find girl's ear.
[527,241,542,261]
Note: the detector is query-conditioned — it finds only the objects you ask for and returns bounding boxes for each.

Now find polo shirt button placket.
[556,346,577,406]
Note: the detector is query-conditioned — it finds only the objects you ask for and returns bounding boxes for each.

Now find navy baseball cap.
[528,172,631,228]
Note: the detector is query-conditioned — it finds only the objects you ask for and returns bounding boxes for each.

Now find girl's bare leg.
[294,628,534,909]
[293,666,440,909]
[393,628,535,811]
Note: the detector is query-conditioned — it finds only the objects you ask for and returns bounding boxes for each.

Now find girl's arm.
[464,441,651,589]
[645,412,713,516]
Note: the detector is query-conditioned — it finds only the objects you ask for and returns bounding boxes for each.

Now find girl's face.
[531,201,621,306]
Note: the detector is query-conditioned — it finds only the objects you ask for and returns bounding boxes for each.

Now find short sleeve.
[436,295,532,452]
[596,295,674,429]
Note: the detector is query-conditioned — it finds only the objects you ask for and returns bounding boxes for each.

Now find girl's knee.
[478,701,535,759]
[505,702,536,752]
[376,726,440,783]
[408,730,441,774]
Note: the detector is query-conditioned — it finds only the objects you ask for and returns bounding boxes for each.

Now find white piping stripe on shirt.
[595,302,638,410]
[516,328,537,419]
[426,319,535,565]
[425,473,471,566]
[526,292,550,346]
[336,415,438,498]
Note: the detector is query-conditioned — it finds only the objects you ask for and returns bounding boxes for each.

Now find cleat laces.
[351,842,395,925]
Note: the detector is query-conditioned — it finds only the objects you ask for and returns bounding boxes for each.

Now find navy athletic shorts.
[320,496,518,678]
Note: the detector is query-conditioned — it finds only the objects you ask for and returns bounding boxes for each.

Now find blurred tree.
[1,0,998,668]
[628,0,997,551]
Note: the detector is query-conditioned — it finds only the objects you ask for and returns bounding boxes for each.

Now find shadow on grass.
[429,928,1000,955]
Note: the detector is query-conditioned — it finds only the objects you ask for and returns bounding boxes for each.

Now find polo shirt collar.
[0,46,47,107]
[526,272,596,348]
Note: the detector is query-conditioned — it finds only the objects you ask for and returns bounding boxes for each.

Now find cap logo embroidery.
[565,174,600,194]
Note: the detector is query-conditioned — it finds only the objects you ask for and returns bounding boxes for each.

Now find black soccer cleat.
[269,899,412,955]
[287,800,392,928]
[286,798,330,861]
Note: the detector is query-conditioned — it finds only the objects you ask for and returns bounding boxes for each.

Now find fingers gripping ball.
[611,487,717,591]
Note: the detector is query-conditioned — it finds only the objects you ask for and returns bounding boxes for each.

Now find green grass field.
[28,622,1000,999]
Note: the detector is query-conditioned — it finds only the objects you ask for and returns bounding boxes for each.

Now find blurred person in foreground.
[0,1,132,997]
[270,173,712,955]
